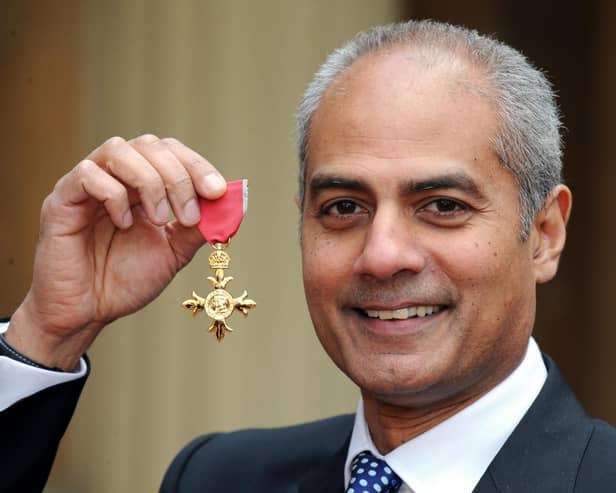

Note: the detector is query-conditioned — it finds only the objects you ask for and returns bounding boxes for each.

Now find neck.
[362,391,484,454]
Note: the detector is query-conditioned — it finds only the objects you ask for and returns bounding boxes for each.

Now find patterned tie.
[346,450,403,493]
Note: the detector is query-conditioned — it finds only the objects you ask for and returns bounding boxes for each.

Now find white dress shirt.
[0,322,86,411]
[345,337,547,493]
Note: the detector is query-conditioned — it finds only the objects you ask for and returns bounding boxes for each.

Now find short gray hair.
[296,20,563,238]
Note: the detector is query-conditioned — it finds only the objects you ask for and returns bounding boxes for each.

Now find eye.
[423,198,467,215]
[317,198,369,229]
[417,198,472,225]
[322,199,365,217]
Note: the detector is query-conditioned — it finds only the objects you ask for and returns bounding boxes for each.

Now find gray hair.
[296,20,563,238]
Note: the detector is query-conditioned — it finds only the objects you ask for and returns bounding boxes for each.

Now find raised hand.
[6,135,226,370]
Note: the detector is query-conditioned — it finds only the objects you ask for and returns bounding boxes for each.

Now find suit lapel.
[295,355,593,493]
[473,472,500,493]
[297,434,350,493]
[475,355,593,492]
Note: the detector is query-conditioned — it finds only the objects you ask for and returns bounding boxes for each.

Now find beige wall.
[0,2,83,314]
[4,2,616,493]
[0,2,403,492]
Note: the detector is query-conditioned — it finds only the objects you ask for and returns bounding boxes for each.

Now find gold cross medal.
[181,179,255,341]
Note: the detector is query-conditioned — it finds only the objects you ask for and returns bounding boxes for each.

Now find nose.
[353,205,426,280]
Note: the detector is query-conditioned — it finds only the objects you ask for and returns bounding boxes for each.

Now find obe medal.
[181,179,256,341]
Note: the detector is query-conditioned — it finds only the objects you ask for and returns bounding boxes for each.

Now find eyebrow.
[405,171,482,199]
[308,170,483,200]
[308,175,369,197]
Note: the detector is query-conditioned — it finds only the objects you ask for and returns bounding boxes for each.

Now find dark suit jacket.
[159,355,616,492]
[2,355,615,492]
[1,369,87,493]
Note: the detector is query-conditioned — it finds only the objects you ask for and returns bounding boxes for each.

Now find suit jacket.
[2,355,615,492]
[1,369,87,493]
[160,355,616,492]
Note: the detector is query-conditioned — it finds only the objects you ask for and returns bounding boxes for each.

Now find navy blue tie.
[346,450,403,493]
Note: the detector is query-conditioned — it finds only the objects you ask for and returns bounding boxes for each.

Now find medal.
[181,180,256,341]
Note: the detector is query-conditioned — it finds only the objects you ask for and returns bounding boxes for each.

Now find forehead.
[306,48,504,187]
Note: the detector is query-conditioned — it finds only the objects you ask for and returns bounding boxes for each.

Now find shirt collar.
[345,337,547,493]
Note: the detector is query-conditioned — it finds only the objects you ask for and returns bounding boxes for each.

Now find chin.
[362,381,446,408]
[346,359,439,402]
[346,354,484,408]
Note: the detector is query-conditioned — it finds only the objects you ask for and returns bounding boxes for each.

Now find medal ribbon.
[197,179,248,244]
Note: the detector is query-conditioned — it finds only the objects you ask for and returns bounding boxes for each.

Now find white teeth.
[392,308,408,319]
[364,305,442,320]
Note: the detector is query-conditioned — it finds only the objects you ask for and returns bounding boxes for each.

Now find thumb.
[165,221,207,270]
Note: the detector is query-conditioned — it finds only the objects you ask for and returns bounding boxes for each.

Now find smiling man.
[2,20,616,493]
[300,27,567,441]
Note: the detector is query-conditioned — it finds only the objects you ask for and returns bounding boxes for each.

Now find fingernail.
[203,173,226,195]
[122,209,133,228]
[156,198,170,223]
[183,198,200,224]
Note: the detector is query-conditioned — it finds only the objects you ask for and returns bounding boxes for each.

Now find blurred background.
[1,1,615,491]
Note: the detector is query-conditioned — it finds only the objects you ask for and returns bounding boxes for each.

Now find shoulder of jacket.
[160,414,354,492]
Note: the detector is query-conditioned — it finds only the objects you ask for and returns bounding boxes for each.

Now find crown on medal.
[208,249,231,269]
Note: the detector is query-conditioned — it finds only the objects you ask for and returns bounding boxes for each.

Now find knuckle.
[40,193,55,218]
[133,133,159,145]
[139,174,165,195]
[39,195,55,234]
[101,138,130,170]
[161,137,180,147]
[74,159,96,177]
[108,186,128,204]
[189,157,210,172]
[166,174,193,193]
[151,140,171,155]
[202,165,218,175]
[104,135,126,149]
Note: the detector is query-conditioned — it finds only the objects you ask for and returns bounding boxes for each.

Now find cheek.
[300,230,352,368]
[301,230,346,311]
[436,235,533,306]
[442,238,536,350]
[431,235,536,374]
[301,226,358,283]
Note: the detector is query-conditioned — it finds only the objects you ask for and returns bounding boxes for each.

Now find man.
[2,19,615,493]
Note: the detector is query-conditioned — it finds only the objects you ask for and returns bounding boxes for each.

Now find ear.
[294,193,301,210]
[531,185,572,284]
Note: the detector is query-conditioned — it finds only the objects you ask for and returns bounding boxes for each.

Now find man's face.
[301,50,540,408]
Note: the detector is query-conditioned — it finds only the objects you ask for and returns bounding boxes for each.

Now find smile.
[362,305,444,320]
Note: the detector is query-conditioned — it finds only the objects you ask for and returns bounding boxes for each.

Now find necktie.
[346,450,402,493]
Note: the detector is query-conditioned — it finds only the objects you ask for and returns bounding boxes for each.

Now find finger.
[87,136,170,225]
[129,134,200,227]
[160,137,227,199]
[52,159,133,230]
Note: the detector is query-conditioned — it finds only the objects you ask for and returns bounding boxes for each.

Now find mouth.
[355,304,447,320]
